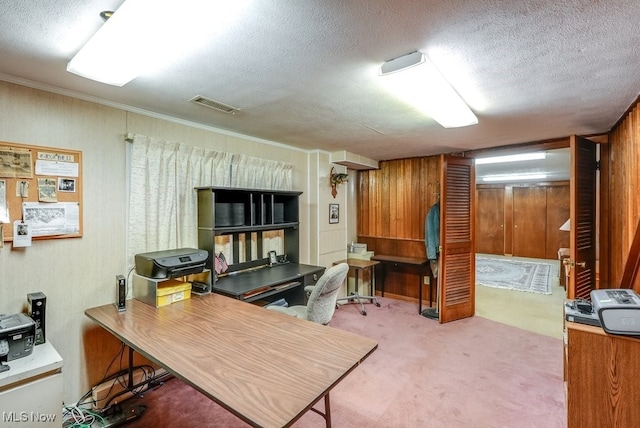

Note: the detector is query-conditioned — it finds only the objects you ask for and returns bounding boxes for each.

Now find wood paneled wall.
[358,157,440,241]
[358,157,440,298]
[608,100,640,290]
[476,182,570,259]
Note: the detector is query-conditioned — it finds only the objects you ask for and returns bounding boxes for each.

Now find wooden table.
[85,294,377,428]
[334,259,381,316]
[370,254,432,314]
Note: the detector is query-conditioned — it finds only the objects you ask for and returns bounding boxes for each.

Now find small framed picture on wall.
[329,203,339,224]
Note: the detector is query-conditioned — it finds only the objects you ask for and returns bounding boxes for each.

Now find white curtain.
[230,154,293,189]
[127,134,293,267]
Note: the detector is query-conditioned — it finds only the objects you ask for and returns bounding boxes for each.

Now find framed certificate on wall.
[329,203,339,224]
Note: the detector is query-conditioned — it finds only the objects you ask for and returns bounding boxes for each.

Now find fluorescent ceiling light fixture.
[482,173,547,182]
[67,0,251,86]
[476,152,547,165]
[379,51,478,128]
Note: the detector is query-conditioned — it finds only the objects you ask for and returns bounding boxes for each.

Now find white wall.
[0,80,330,404]
[308,152,348,267]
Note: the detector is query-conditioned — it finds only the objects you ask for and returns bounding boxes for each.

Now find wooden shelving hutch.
[196,186,302,272]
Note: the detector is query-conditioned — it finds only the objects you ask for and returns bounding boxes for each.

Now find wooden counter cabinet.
[565,321,640,427]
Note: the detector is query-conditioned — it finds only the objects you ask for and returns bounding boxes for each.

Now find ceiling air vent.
[190,95,240,114]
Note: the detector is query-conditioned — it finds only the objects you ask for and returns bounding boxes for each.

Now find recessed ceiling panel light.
[482,173,547,182]
[379,51,478,128]
[476,152,546,165]
[67,0,252,86]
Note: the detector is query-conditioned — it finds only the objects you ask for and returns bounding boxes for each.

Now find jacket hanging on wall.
[425,201,440,277]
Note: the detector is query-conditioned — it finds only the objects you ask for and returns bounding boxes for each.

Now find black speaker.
[116,275,127,312]
[27,292,46,345]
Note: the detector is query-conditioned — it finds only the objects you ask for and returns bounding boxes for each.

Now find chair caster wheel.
[362,311,367,316]
[375,302,381,307]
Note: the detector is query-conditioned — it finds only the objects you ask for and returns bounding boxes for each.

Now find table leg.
[429,270,435,308]
[310,393,332,428]
[418,264,423,315]
[127,346,135,388]
[355,269,366,315]
[371,266,375,297]
[324,393,332,428]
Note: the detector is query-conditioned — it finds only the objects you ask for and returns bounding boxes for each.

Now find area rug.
[476,256,553,294]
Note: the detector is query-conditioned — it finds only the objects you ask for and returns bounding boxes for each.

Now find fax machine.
[0,312,36,362]
[135,248,208,279]
[591,289,640,336]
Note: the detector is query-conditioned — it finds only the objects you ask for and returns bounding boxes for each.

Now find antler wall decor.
[330,167,349,198]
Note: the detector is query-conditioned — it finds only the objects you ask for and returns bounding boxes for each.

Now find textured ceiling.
[1,0,639,168]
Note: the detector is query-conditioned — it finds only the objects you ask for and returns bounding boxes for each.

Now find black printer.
[0,313,36,362]
[134,248,208,279]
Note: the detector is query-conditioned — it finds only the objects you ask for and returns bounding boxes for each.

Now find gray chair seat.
[265,263,349,325]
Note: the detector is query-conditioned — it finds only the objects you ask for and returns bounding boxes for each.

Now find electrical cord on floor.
[103,364,158,408]
[73,343,161,409]
[68,335,170,427]
[61,405,106,427]
[74,343,127,409]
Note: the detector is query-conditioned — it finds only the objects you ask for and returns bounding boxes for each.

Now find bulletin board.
[0,141,82,243]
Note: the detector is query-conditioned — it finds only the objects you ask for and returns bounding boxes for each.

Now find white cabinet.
[0,342,63,428]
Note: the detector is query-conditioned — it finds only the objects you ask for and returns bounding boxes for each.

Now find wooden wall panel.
[608,101,640,290]
[476,187,505,254]
[358,157,439,249]
[476,182,569,259]
[504,186,514,254]
[358,157,440,298]
[513,186,547,258]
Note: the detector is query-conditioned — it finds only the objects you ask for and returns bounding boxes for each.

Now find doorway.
[473,148,569,339]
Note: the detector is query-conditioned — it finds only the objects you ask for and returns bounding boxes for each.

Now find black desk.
[213,263,325,305]
[370,255,433,314]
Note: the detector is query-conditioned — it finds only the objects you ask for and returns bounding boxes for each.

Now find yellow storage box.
[156,281,191,307]
[133,273,192,307]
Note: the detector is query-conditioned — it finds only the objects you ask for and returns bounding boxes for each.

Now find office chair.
[265,263,349,325]
[335,264,380,316]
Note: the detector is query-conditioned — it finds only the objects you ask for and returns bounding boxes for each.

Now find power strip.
[100,404,147,427]
[92,368,168,410]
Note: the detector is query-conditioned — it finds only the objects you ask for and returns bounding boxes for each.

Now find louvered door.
[568,135,597,300]
[438,155,475,323]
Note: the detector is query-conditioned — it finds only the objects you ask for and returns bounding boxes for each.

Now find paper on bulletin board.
[0,180,8,223]
[13,220,32,247]
[0,147,32,178]
[35,159,79,177]
[22,201,80,237]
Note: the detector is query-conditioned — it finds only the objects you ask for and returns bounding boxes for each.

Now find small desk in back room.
[370,255,433,315]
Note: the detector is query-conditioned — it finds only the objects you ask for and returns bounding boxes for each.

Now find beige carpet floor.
[475,254,566,339]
